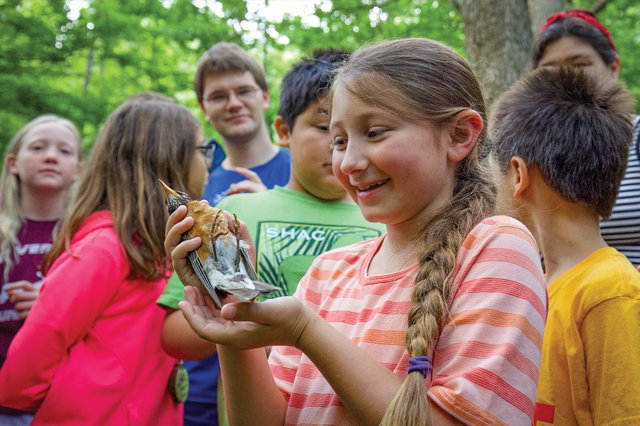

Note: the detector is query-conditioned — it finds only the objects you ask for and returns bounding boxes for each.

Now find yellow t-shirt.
[534,247,640,425]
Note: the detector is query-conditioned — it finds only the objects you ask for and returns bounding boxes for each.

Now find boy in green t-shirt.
[491,67,640,424]
[157,50,384,424]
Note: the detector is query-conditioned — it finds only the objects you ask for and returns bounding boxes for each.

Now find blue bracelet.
[408,356,433,377]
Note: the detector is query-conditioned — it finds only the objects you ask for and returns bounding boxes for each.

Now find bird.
[159,180,280,309]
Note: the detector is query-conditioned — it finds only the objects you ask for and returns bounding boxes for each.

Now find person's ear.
[262,90,270,109]
[198,100,212,125]
[510,156,530,198]
[274,116,290,148]
[446,110,483,163]
[610,56,621,80]
[6,154,18,177]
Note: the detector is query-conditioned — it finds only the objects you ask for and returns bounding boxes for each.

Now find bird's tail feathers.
[252,279,281,294]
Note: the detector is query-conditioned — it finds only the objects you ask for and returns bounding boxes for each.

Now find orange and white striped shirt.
[269,216,547,425]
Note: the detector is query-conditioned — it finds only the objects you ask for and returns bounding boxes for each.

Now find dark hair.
[43,100,202,280]
[277,49,350,130]
[491,66,635,218]
[194,42,268,103]
[332,38,495,425]
[533,16,617,68]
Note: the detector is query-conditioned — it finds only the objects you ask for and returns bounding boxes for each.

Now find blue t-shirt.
[185,147,291,426]
[183,355,221,426]
[208,138,226,173]
[202,148,291,205]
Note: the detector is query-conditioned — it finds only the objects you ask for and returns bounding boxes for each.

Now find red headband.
[540,9,616,52]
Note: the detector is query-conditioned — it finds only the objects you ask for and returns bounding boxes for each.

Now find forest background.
[1,0,639,156]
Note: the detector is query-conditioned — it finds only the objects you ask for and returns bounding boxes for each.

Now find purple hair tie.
[408,356,433,377]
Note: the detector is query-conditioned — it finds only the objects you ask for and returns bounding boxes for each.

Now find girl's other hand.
[164,204,258,291]
[6,281,39,320]
[179,286,314,349]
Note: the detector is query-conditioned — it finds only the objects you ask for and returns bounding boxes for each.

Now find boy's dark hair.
[194,42,268,103]
[491,66,635,218]
[278,49,350,129]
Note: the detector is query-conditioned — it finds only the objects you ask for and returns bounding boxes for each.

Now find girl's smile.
[330,82,456,229]
[351,178,391,202]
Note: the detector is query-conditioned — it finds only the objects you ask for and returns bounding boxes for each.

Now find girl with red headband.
[533,10,619,80]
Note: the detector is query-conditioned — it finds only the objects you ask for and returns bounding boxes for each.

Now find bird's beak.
[158,179,178,201]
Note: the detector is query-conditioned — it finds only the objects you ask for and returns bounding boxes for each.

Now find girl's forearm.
[161,310,217,359]
[218,345,287,426]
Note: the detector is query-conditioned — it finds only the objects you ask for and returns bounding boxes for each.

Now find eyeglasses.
[204,86,260,107]
[195,140,216,168]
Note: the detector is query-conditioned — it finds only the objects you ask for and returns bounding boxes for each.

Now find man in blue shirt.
[195,42,290,205]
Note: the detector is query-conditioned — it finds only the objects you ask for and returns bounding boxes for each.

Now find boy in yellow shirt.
[491,66,640,425]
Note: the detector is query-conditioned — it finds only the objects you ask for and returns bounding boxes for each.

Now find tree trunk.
[528,0,563,35]
[452,0,532,108]
[83,46,94,96]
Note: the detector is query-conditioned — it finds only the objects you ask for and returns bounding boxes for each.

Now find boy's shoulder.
[216,187,304,212]
[551,247,640,312]
[217,186,361,213]
[216,187,276,208]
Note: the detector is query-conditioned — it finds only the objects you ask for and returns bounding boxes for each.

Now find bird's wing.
[238,246,281,295]
[238,245,259,281]
[187,249,223,309]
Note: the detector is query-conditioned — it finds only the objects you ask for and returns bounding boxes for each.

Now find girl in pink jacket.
[0,96,209,425]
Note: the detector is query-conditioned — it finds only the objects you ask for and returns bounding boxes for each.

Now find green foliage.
[272,0,464,54]
[0,0,638,161]
[0,0,246,157]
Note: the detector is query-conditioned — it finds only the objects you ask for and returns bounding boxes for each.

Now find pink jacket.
[0,211,182,425]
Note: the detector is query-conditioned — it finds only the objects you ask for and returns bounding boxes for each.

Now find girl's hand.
[179,286,314,349]
[6,281,39,320]
[164,205,205,288]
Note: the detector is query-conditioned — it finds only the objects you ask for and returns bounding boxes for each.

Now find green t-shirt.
[156,273,184,309]
[158,186,384,307]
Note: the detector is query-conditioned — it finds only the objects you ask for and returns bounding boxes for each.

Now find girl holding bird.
[167,39,548,425]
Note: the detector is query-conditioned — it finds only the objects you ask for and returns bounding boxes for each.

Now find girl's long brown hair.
[332,39,495,425]
[42,99,201,281]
